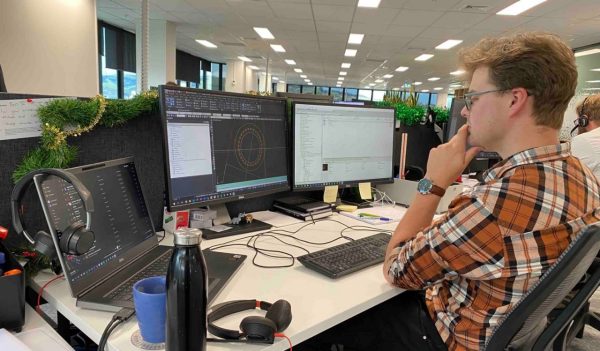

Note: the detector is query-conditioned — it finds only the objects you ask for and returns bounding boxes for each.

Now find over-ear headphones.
[208,299,292,344]
[10,168,95,259]
[571,97,590,135]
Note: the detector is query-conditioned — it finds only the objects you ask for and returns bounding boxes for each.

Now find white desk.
[30,210,404,351]
[4,305,74,351]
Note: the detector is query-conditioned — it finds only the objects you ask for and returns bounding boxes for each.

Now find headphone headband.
[10,168,94,243]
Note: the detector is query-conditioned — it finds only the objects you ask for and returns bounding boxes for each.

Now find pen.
[358,213,391,221]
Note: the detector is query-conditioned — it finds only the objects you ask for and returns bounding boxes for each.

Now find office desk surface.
[30,209,405,351]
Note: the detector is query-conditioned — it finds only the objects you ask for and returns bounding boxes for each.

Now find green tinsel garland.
[12,91,158,182]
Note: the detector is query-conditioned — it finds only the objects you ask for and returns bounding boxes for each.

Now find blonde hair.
[458,32,578,129]
[576,94,600,122]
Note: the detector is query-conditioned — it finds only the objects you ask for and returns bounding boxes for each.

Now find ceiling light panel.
[358,0,381,8]
[339,71,347,76]
[395,66,409,72]
[435,40,463,50]
[238,56,252,62]
[574,49,600,57]
[383,74,393,78]
[497,0,547,16]
[253,27,275,39]
[348,33,365,45]
[428,77,440,81]
[450,70,465,75]
[196,40,217,48]
[270,44,286,52]
[415,54,434,61]
[285,59,296,65]
[294,68,303,73]
[345,49,358,57]
[341,63,351,68]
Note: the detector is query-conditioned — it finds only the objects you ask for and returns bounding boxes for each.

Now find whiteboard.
[0,98,57,141]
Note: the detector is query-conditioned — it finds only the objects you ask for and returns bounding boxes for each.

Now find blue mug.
[132,276,166,343]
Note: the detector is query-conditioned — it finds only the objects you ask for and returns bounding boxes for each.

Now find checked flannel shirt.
[384,143,600,350]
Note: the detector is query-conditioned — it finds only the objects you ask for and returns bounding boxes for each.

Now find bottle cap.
[173,228,202,246]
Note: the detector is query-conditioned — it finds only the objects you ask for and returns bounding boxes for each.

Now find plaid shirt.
[385,143,600,350]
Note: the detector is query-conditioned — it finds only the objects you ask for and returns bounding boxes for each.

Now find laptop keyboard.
[105,251,171,301]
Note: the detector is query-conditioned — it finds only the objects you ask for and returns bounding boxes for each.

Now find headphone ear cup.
[265,299,292,332]
[60,221,94,255]
[33,231,57,259]
[240,316,276,343]
[579,115,589,128]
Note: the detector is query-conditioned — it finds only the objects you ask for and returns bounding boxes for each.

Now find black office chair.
[484,223,600,351]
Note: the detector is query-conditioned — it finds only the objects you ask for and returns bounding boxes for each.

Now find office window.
[98,22,137,99]
[287,84,301,93]
[210,63,220,90]
[430,93,438,106]
[330,87,343,101]
[316,86,329,95]
[344,88,358,101]
[446,94,455,109]
[302,85,316,94]
[417,92,430,106]
[372,90,385,102]
[221,64,227,90]
[358,89,372,101]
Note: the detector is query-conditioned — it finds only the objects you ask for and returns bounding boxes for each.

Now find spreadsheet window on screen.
[293,103,395,190]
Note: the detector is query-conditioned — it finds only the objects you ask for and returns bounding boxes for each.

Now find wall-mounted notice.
[0,98,57,141]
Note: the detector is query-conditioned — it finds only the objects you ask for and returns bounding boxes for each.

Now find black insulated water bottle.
[166,228,207,351]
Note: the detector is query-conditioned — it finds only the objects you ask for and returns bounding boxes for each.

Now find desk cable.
[206,218,393,269]
[98,307,135,351]
[36,274,64,314]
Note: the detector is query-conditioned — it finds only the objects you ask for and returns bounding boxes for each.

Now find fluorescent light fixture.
[308,82,313,85]
[434,87,443,91]
[253,27,275,40]
[415,54,434,61]
[338,77,345,81]
[272,77,279,81]
[248,65,259,70]
[435,39,463,50]
[345,49,357,57]
[300,74,307,78]
[270,44,286,52]
[575,48,600,57]
[395,66,409,72]
[336,84,342,87]
[428,77,440,81]
[450,70,465,76]
[195,40,217,48]
[348,33,364,45]
[369,83,376,86]
[414,81,423,86]
[341,63,351,68]
[358,0,381,8]
[294,68,303,73]
[284,59,296,65]
[375,79,383,83]
[584,87,600,90]
[449,83,462,88]
[392,87,400,91]
[364,86,371,89]
[497,0,547,16]
[592,68,600,72]
[586,80,600,83]
[238,56,252,62]
[383,74,394,78]
[339,71,347,76]
[337,81,343,85]
[421,89,430,92]
[304,79,311,82]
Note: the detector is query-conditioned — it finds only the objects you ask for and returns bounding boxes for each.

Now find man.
[571,94,600,179]
[299,32,600,351]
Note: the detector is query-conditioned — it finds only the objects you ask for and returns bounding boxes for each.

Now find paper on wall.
[0,98,58,141]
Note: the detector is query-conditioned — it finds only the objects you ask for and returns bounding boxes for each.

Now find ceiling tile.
[401,0,463,11]
[313,5,355,22]
[393,9,445,27]
[315,20,352,33]
[432,11,489,29]
[354,7,400,24]
[269,2,314,20]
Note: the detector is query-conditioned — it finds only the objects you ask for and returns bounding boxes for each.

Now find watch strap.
[429,184,446,197]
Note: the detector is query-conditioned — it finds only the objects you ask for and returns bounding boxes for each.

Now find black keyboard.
[298,233,390,278]
[105,251,171,301]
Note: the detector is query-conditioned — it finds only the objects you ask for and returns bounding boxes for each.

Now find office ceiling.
[97,0,600,93]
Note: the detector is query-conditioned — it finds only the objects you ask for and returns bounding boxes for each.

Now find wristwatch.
[417,178,446,197]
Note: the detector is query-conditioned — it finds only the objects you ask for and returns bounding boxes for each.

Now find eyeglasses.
[464,89,506,111]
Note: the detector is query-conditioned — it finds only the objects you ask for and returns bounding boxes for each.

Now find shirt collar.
[483,142,571,181]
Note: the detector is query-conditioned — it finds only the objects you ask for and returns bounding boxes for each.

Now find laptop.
[34,157,246,312]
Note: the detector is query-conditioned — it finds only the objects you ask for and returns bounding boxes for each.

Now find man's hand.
[425,125,482,189]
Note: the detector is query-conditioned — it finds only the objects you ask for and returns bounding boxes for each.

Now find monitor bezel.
[291,101,396,192]
[159,85,291,212]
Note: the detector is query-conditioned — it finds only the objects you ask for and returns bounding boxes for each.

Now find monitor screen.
[292,103,395,190]
[160,86,290,211]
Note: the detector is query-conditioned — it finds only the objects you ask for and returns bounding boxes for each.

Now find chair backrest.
[484,223,600,351]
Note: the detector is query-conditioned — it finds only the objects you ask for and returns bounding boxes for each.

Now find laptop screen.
[36,157,158,296]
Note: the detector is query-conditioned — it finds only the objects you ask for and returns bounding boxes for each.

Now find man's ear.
[508,88,530,115]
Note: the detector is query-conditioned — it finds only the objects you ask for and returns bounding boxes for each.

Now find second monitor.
[292,102,395,195]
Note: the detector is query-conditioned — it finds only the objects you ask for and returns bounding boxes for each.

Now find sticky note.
[323,185,338,203]
[359,182,372,200]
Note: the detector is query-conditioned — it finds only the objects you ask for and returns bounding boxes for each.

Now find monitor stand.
[201,204,272,240]
[339,187,372,209]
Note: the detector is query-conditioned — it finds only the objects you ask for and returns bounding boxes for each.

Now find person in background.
[297,32,600,351]
[571,93,600,179]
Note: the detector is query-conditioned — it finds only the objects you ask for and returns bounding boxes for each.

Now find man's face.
[461,67,509,151]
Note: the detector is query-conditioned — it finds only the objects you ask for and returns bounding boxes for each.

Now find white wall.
[0,0,98,97]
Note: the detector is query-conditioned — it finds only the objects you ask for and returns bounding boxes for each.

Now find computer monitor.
[292,102,395,191]
[159,86,290,213]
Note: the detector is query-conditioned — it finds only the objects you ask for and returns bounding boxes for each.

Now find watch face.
[417,178,433,194]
